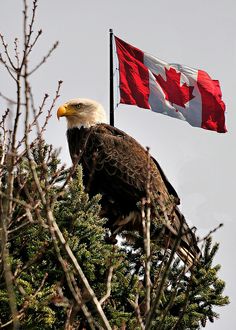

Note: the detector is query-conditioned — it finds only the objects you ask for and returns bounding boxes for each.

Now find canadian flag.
[114,36,227,133]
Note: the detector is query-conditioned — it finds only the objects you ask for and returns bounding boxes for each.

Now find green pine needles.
[0,146,229,329]
[0,1,229,328]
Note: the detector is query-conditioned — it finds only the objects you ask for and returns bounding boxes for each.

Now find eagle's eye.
[75,103,82,110]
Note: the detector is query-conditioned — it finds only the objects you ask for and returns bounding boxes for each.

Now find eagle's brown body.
[67,123,200,264]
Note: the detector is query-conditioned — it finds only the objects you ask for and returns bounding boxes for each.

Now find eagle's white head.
[57,98,107,129]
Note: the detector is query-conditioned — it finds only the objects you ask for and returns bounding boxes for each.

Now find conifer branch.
[145,215,185,328]
[0,1,229,329]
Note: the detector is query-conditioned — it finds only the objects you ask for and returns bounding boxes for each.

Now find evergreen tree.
[0,147,229,328]
[0,1,229,329]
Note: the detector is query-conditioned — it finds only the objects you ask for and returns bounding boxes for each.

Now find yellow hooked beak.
[57,105,67,120]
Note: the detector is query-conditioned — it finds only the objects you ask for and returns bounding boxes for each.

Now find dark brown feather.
[67,123,200,264]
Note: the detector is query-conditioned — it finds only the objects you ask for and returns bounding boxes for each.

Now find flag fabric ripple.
[115,36,227,133]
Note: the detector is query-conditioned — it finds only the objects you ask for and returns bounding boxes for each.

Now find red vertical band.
[197,70,227,133]
[115,36,150,109]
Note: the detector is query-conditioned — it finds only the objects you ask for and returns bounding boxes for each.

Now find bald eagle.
[57,98,200,265]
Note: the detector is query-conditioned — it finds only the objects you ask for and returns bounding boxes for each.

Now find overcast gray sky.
[1,0,236,328]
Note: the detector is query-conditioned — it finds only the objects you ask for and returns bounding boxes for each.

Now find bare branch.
[14,38,20,68]
[0,53,17,82]
[0,109,10,172]
[0,202,19,329]
[29,41,59,75]
[99,266,114,305]
[128,293,145,330]
[26,29,42,57]
[199,223,223,243]
[22,135,111,329]
[40,80,63,134]
[47,209,112,330]
[0,108,10,128]
[26,0,39,46]
[16,92,49,149]
[14,239,48,280]
[0,272,49,329]
[70,272,97,329]
[11,73,22,152]
[145,215,185,329]
[20,0,39,71]
[46,209,97,330]
[141,147,152,317]
[0,33,17,70]
[0,92,20,105]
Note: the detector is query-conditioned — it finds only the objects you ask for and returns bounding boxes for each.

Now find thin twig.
[0,92,20,105]
[0,198,19,329]
[0,272,49,329]
[46,211,96,330]
[145,147,151,315]
[47,209,112,330]
[29,41,59,75]
[41,80,63,134]
[16,92,49,149]
[199,223,223,243]
[0,53,17,82]
[145,215,185,329]
[0,33,17,70]
[128,294,145,330]
[24,136,111,329]
[170,271,194,330]
[99,266,114,305]
[14,38,20,68]
[158,260,191,330]
[20,0,38,72]
[26,29,42,56]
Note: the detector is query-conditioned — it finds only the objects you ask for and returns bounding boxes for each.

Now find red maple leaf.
[154,67,195,108]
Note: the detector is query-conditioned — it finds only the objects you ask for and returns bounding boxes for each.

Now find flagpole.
[109,28,114,126]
